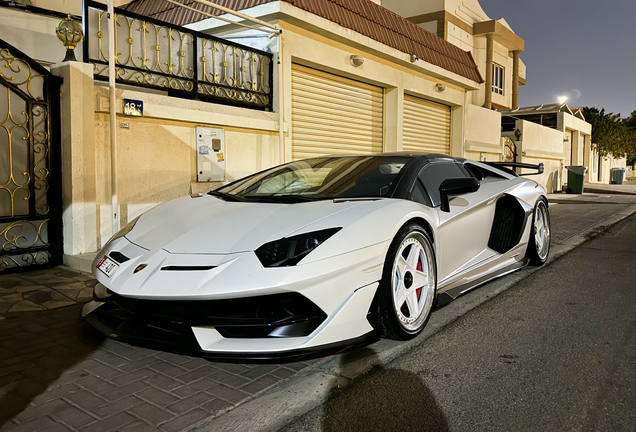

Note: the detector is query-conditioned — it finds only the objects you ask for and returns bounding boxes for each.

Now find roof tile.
[124,0,483,83]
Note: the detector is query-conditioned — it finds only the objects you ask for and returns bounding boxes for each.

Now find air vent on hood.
[160,266,216,271]
[109,251,130,263]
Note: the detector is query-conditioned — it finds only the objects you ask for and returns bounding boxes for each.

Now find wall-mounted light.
[410,54,420,63]
[435,84,445,93]
[514,128,522,142]
[350,55,364,67]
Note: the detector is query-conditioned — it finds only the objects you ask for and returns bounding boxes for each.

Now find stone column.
[383,86,403,152]
[50,62,98,269]
[512,50,520,109]
[484,33,494,110]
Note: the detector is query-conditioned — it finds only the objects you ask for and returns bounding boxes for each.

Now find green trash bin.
[610,168,625,185]
[566,166,587,194]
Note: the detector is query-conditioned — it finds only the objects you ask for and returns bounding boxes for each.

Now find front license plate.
[96,256,119,277]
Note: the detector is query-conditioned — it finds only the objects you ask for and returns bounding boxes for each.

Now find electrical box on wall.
[196,127,225,182]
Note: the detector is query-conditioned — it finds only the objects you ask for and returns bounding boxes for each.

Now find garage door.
[291,64,383,160]
[403,95,451,154]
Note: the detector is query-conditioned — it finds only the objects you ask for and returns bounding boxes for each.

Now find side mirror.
[439,177,480,212]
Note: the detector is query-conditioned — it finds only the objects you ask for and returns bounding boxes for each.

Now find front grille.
[99,292,327,339]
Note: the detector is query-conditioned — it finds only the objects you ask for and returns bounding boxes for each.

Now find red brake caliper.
[416,260,423,300]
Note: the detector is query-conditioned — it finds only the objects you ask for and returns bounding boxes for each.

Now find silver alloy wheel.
[534,201,550,260]
[391,232,436,333]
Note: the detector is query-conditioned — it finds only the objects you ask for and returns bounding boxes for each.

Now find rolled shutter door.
[403,95,451,154]
[291,64,383,160]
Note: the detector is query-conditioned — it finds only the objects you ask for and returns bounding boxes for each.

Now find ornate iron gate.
[0,39,62,273]
[503,137,517,163]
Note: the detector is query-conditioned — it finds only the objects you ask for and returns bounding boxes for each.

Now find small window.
[492,64,504,95]
[410,179,432,206]
[418,162,467,207]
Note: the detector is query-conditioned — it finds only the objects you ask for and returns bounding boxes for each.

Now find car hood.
[124,194,370,254]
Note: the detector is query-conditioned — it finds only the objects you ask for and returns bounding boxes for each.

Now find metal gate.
[0,39,62,273]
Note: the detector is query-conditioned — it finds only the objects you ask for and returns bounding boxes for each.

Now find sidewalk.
[2,193,636,432]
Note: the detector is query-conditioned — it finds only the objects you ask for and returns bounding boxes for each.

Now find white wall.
[464,104,503,161]
[516,120,565,193]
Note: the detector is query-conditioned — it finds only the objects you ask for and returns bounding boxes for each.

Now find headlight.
[255,228,341,267]
[105,216,141,246]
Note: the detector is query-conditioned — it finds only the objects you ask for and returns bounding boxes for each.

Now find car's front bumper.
[85,236,388,358]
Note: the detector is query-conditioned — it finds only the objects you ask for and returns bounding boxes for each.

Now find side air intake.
[488,195,526,253]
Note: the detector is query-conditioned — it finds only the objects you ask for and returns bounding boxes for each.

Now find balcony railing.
[83,1,273,110]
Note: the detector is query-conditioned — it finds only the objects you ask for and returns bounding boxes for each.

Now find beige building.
[0,0,493,271]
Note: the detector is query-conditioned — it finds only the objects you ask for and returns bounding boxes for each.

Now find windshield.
[215,156,411,202]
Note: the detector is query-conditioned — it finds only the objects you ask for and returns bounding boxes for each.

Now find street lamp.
[56,14,84,62]
[558,96,568,105]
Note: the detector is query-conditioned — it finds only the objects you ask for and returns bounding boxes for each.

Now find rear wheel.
[527,198,551,266]
[378,224,437,340]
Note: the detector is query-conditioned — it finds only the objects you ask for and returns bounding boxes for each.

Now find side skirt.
[435,258,529,308]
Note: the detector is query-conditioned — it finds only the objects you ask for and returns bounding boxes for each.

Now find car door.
[417,161,497,284]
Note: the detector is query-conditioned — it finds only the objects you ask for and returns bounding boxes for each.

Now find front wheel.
[378,224,437,340]
[527,198,551,266]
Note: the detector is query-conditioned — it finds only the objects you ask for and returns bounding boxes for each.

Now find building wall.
[508,120,565,193]
[464,104,503,161]
[0,7,69,66]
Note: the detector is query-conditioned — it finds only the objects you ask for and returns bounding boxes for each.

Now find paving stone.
[92,395,145,418]
[62,388,107,411]
[204,382,250,404]
[101,380,149,402]
[0,360,36,377]
[239,374,282,395]
[129,402,174,426]
[209,370,251,387]
[2,293,25,304]
[0,302,12,314]
[172,378,217,398]
[282,361,312,371]
[144,373,182,391]
[21,322,48,333]
[79,412,137,432]
[42,300,76,310]
[166,392,212,414]
[8,300,46,313]
[77,288,94,300]
[212,363,250,375]
[176,366,219,384]
[12,284,50,293]
[80,361,122,380]
[14,397,73,422]
[0,278,23,289]
[201,398,232,415]
[159,408,210,432]
[30,384,81,405]
[92,350,130,369]
[55,288,80,299]
[179,358,212,371]
[271,367,298,380]
[136,386,180,407]
[240,364,279,379]
[52,405,97,429]
[103,340,141,358]
[6,415,72,432]
[154,351,192,365]
[76,375,117,395]
[111,368,155,386]
[117,355,162,372]
[149,361,188,377]
[118,420,159,432]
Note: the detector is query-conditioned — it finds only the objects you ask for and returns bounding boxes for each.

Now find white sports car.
[82,153,550,360]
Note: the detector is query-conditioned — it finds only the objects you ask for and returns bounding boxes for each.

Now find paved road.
[280,213,636,432]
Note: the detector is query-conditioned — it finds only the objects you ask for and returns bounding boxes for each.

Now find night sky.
[478,0,636,118]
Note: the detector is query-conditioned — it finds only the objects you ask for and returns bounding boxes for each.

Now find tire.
[527,198,551,266]
[377,223,437,340]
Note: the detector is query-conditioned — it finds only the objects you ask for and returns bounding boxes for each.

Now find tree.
[625,111,636,165]
[582,107,629,158]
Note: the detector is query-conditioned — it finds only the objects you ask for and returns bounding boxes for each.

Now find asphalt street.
[279,213,636,432]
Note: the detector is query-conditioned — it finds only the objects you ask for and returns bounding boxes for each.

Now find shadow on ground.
[0,304,104,429]
[322,348,449,432]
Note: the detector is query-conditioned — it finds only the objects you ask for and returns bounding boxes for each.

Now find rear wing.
[485,162,545,177]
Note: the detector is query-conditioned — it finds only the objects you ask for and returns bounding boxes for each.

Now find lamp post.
[55,14,83,62]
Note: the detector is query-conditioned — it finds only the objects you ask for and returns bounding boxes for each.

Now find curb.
[194,202,636,432]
